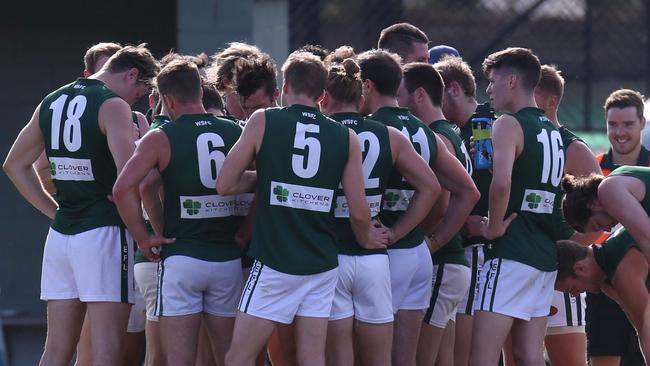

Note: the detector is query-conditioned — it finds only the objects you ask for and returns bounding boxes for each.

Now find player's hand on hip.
[362,220,389,250]
[138,234,176,261]
[482,213,517,240]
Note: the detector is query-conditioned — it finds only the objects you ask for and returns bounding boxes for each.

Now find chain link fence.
[288,0,650,132]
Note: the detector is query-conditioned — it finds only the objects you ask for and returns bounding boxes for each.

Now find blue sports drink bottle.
[472,103,496,170]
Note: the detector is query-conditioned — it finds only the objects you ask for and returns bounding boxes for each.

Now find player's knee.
[512,348,543,366]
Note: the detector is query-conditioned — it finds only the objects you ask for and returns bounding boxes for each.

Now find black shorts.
[585,292,642,361]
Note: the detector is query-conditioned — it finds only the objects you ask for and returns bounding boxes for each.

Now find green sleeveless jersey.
[429,120,470,267]
[609,166,650,212]
[159,114,243,262]
[558,126,582,148]
[248,105,350,275]
[485,107,565,272]
[40,78,123,234]
[460,109,492,247]
[150,115,171,129]
[372,107,437,249]
[594,228,637,284]
[330,112,393,256]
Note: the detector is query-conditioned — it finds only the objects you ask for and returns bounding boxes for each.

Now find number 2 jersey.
[330,112,393,256]
[248,105,350,275]
[40,78,123,234]
[486,107,565,272]
[159,113,243,261]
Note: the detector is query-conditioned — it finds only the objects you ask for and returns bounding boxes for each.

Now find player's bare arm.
[100,97,137,173]
[599,176,650,260]
[33,150,56,196]
[113,129,175,261]
[139,168,164,235]
[565,141,602,177]
[429,133,480,246]
[483,115,521,240]
[387,126,440,243]
[216,109,263,196]
[611,247,650,359]
[420,132,456,239]
[3,103,58,219]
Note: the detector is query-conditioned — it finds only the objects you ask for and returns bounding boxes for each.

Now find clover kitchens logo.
[525,192,542,209]
[273,185,289,202]
[183,199,201,215]
[50,162,57,176]
[384,191,400,208]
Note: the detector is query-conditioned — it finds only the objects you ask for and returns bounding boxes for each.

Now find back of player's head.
[357,49,402,97]
[604,89,645,120]
[84,42,122,74]
[556,240,588,281]
[402,62,444,107]
[538,64,565,101]
[326,58,362,105]
[233,53,278,100]
[482,47,541,91]
[561,173,605,232]
[324,46,356,67]
[296,44,331,61]
[105,44,159,86]
[281,51,328,100]
[202,79,224,112]
[156,59,201,103]
[210,42,261,92]
[433,55,477,98]
[378,23,429,58]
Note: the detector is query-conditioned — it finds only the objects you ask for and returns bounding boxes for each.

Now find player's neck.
[416,103,445,124]
[455,99,479,128]
[587,249,608,282]
[611,143,643,166]
[171,103,206,119]
[284,94,318,108]
[546,110,560,127]
[326,103,358,116]
[501,93,537,114]
[370,95,399,113]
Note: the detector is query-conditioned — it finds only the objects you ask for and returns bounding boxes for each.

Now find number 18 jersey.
[248,105,350,275]
[486,107,565,272]
[39,78,122,234]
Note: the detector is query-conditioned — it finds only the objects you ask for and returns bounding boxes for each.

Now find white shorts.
[424,263,472,328]
[457,245,484,316]
[330,254,393,324]
[41,226,134,303]
[388,241,433,312]
[134,261,159,321]
[127,281,146,332]
[239,260,338,324]
[155,256,242,317]
[547,290,586,331]
[475,258,556,321]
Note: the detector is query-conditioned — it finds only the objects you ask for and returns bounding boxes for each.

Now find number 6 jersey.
[40,78,122,234]
[160,113,243,262]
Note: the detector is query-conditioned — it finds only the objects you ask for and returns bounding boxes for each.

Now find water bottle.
[472,103,496,170]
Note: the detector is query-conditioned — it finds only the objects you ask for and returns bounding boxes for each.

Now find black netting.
[288,0,650,131]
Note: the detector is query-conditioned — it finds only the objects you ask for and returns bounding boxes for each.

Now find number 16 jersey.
[486,107,565,272]
[248,105,350,275]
